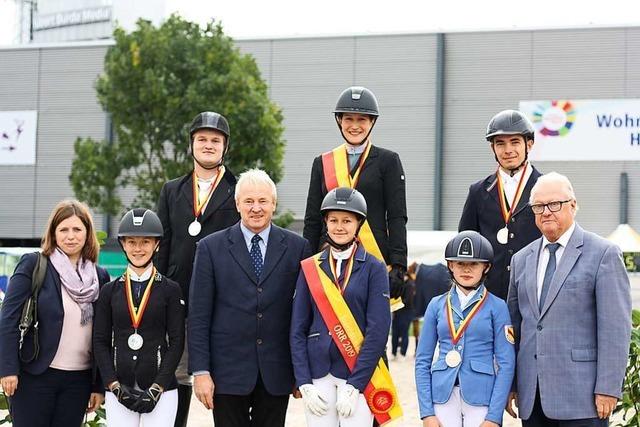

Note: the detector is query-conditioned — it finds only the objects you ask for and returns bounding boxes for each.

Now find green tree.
[71,15,285,215]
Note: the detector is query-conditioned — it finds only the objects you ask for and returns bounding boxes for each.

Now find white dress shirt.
[536,222,576,303]
[330,243,355,278]
[498,162,533,210]
[455,285,479,311]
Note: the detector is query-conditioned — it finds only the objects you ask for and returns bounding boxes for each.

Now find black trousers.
[9,368,92,427]
[213,375,289,427]
[523,386,608,427]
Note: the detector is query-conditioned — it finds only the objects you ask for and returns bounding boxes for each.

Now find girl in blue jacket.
[415,230,515,427]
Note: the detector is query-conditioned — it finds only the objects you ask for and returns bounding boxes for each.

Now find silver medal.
[128,333,144,350]
[445,349,462,367]
[496,227,509,245]
[188,220,202,237]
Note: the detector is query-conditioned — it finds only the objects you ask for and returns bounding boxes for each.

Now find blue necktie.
[539,243,560,309]
[250,234,263,279]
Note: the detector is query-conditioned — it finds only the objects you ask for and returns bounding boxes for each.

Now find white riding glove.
[299,384,329,417]
[336,383,360,418]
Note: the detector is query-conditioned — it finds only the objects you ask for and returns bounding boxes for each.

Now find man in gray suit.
[506,172,631,426]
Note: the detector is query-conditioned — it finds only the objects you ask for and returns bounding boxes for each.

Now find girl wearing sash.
[93,209,185,426]
[292,187,401,427]
[415,231,515,427]
[302,86,408,302]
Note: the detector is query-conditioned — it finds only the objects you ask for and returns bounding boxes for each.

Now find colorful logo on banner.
[531,100,576,137]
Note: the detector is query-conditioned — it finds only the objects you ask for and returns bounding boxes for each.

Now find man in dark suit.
[189,168,311,427]
[459,109,542,300]
[156,111,240,427]
[303,86,408,299]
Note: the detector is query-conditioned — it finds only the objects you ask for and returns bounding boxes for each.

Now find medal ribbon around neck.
[495,162,528,226]
[192,166,226,218]
[446,287,488,344]
[328,245,357,294]
[342,142,372,188]
[125,268,157,330]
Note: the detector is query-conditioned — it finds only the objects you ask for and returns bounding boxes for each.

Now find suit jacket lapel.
[199,173,234,223]
[228,224,258,284]
[355,144,379,182]
[540,225,583,318]
[179,172,195,213]
[485,174,501,207]
[259,225,286,284]
[525,240,542,319]
[49,263,63,299]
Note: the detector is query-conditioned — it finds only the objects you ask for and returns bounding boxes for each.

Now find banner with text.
[0,111,38,165]
[519,99,640,161]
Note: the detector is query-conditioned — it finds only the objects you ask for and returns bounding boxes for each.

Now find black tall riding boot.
[173,384,192,427]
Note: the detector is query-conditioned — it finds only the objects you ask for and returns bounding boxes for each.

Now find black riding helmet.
[188,111,230,170]
[118,208,163,268]
[445,230,493,290]
[486,109,535,174]
[321,187,367,251]
[334,86,379,145]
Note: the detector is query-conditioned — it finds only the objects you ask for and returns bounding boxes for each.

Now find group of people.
[0,86,633,427]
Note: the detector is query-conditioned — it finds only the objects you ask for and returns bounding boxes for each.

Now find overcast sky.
[1,0,639,44]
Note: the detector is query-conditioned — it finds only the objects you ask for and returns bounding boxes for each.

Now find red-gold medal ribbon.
[125,268,156,330]
[495,162,528,226]
[192,166,226,218]
[446,287,488,344]
[328,245,357,293]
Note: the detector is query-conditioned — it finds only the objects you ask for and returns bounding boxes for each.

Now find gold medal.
[445,350,462,367]
[497,227,509,244]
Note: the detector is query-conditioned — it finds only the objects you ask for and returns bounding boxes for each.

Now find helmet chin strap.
[120,241,159,271]
[493,148,529,176]
[335,115,377,146]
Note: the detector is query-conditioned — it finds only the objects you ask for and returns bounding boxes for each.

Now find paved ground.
[186,275,640,426]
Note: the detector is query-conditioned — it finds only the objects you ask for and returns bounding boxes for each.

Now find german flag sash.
[321,143,385,263]
[301,255,403,425]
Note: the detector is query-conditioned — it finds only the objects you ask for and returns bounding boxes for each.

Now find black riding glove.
[388,265,406,299]
[111,382,143,412]
[131,383,163,414]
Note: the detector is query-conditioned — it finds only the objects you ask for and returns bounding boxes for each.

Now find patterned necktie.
[250,234,263,279]
[539,243,561,309]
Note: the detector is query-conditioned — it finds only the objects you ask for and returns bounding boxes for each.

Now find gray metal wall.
[1,26,638,239]
[0,42,110,238]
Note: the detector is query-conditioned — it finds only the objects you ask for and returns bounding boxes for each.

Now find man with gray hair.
[188,168,311,426]
[506,171,631,426]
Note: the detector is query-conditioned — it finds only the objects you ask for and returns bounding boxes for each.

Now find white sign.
[33,7,112,31]
[0,111,38,165]
[519,99,640,161]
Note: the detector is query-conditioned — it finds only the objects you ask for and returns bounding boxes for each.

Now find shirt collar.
[542,221,576,249]
[127,265,154,282]
[498,161,531,182]
[240,222,271,246]
[330,242,356,260]
[345,141,369,155]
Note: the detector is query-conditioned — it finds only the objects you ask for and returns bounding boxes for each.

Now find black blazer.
[93,272,185,391]
[156,169,240,308]
[303,145,408,268]
[188,223,312,396]
[0,253,109,388]
[458,166,542,300]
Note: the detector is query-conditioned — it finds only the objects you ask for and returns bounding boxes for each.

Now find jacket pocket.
[470,360,495,376]
[571,348,597,362]
[431,360,448,373]
[307,332,321,339]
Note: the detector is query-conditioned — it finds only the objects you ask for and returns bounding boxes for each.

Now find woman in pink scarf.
[0,199,111,427]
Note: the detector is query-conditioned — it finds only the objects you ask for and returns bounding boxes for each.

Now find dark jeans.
[523,387,608,427]
[9,368,92,427]
[391,308,413,356]
[212,375,289,427]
